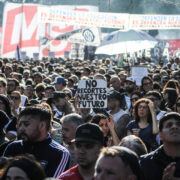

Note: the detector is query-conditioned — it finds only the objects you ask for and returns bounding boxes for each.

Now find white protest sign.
[132,66,148,86]
[77,79,107,108]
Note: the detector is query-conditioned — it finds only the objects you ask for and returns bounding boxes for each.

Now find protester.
[3,105,70,178]
[61,113,84,167]
[127,98,159,151]
[58,123,104,180]
[107,89,130,140]
[91,113,120,146]
[140,112,180,180]
[94,146,143,180]
[119,135,148,157]
[0,154,46,180]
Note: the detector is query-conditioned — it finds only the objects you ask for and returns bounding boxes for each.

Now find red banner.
[1,3,98,58]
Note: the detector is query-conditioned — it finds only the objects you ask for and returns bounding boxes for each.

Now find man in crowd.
[94,146,143,180]
[7,78,20,95]
[110,75,124,93]
[52,91,74,118]
[61,113,84,167]
[107,89,130,140]
[124,77,136,110]
[3,105,70,178]
[59,123,104,180]
[52,76,67,91]
[140,112,180,180]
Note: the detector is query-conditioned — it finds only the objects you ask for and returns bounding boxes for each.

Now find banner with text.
[1,2,98,58]
[38,7,129,29]
[129,14,180,30]
[77,79,107,108]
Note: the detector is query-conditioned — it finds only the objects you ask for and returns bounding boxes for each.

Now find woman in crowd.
[91,113,120,146]
[126,98,159,152]
[0,154,46,180]
[163,87,178,111]
[130,91,142,119]
[0,94,17,141]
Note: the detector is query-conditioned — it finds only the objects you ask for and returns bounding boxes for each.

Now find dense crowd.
[0,56,179,180]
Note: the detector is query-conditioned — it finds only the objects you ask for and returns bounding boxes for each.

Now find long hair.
[134,98,152,124]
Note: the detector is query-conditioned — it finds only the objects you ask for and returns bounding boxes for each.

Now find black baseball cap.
[72,123,104,145]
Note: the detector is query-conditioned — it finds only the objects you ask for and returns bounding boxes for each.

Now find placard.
[77,79,107,108]
[132,66,148,86]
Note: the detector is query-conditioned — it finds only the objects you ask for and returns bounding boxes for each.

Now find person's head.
[7,78,19,95]
[9,91,21,109]
[1,154,46,180]
[124,77,136,94]
[159,112,180,144]
[94,146,143,180]
[110,76,121,91]
[33,72,43,84]
[119,135,148,157]
[163,88,178,108]
[73,123,104,169]
[60,113,83,144]
[17,105,52,143]
[0,94,12,117]
[107,89,125,111]
[52,91,68,112]
[130,91,142,107]
[0,77,7,95]
[0,110,9,134]
[52,76,66,91]
[141,76,153,93]
[134,98,152,123]
[82,67,91,77]
[24,85,34,99]
[35,83,45,99]
[44,86,55,99]
[145,90,162,109]
[91,114,109,137]
[4,64,12,77]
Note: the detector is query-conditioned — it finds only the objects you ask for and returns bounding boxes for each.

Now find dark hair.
[159,112,180,132]
[134,98,152,123]
[91,113,108,125]
[7,78,19,87]
[98,146,143,180]
[19,105,52,131]
[119,135,148,157]
[0,94,13,118]
[163,88,178,109]
[141,76,152,92]
[0,154,46,180]
[145,90,162,100]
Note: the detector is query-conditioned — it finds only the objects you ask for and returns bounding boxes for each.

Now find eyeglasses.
[138,105,148,110]
[10,96,20,100]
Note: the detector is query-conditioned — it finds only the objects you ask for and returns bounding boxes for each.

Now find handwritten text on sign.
[77,79,107,108]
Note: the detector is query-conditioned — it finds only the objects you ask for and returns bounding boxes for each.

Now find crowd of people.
[0,56,179,180]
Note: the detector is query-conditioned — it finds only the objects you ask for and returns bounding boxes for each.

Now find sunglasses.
[10,96,20,100]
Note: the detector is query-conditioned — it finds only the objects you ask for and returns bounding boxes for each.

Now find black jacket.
[140,145,180,180]
[3,135,70,178]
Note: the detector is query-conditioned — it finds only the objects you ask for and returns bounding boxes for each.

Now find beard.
[125,87,134,93]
